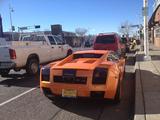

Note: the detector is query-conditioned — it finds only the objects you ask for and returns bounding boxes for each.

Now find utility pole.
[143,0,151,60]
[9,4,14,40]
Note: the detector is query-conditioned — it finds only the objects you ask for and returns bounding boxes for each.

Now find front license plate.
[62,89,77,98]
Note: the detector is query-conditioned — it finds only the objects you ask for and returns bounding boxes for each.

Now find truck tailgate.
[0,47,11,61]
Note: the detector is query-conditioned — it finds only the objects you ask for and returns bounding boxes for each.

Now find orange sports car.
[40,50,125,102]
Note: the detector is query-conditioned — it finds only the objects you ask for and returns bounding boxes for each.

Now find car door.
[47,35,60,60]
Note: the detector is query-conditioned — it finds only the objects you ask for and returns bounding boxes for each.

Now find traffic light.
[35,25,40,29]
[12,26,15,31]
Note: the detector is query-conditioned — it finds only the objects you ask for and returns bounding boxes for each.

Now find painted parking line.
[0,87,37,107]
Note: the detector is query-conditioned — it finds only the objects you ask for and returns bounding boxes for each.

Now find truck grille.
[54,76,87,84]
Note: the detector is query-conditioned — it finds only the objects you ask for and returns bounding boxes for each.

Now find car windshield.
[95,35,115,44]
[73,53,103,59]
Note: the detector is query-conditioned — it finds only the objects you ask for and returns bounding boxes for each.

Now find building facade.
[149,0,160,47]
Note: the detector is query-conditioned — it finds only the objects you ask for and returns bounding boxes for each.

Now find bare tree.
[118,21,132,37]
[75,28,88,36]
[75,28,88,47]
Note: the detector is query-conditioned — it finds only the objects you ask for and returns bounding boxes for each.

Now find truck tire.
[0,69,10,77]
[26,58,39,75]
[67,49,72,56]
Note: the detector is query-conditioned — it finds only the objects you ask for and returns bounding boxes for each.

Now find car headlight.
[42,66,50,81]
[92,68,107,84]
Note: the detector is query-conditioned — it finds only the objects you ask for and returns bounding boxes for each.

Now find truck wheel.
[0,69,10,77]
[114,80,121,103]
[67,50,72,56]
[26,58,39,75]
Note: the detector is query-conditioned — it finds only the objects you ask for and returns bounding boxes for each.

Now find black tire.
[26,58,39,75]
[0,69,10,77]
[42,88,55,101]
[114,80,121,103]
[67,50,72,56]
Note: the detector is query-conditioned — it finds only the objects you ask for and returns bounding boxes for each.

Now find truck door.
[47,36,60,60]
[36,35,52,63]
[53,36,66,59]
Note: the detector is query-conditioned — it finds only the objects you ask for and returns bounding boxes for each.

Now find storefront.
[149,4,160,47]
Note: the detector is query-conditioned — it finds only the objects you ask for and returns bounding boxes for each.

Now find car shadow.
[47,70,135,120]
[51,97,117,120]
[0,73,39,88]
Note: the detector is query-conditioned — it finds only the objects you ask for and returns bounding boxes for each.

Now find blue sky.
[0,0,154,34]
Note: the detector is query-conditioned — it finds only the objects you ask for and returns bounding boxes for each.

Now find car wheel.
[26,58,39,75]
[42,88,55,101]
[114,80,121,103]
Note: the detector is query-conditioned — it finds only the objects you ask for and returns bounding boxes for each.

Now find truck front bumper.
[0,62,16,69]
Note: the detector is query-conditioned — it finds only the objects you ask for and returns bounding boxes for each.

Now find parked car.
[121,37,129,53]
[40,50,125,103]
[84,41,91,47]
[93,33,126,57]
[0,33,72,76]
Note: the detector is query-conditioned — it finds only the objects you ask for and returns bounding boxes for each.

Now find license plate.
[62,89,77,98]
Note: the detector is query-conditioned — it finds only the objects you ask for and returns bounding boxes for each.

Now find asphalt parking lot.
[0,53,136,120]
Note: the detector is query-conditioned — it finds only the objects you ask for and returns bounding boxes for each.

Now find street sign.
[35,25,40,29]
[12,26,15,31]
[19,27,28,31]
[142,7,148,16]
[130,25,139,28]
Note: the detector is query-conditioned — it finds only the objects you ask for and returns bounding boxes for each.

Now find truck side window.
[48,36,56,45]
[54,36,64,45]
[23,36,32,41]
[37,36,45,42]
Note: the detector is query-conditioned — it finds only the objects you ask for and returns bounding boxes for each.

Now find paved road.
[0,53,135,120]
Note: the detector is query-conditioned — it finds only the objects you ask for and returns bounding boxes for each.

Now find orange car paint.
[40,50,125,100]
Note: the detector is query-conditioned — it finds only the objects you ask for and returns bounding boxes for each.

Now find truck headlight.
[92,68,107,84]
[42,66,50,81]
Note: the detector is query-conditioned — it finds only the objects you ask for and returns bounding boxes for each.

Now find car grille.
[54,76,87,84]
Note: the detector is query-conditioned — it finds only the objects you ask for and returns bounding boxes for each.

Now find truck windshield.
[95,35,115,44]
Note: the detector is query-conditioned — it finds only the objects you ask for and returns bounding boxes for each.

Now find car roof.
[98,32,118,36]
[74,50,109,55]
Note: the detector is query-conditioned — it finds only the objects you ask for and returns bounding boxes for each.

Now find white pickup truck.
[0,33,72,75]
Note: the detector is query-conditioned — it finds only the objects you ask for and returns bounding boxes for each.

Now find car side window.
[48,36,56,45]
[107,52,119,62]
